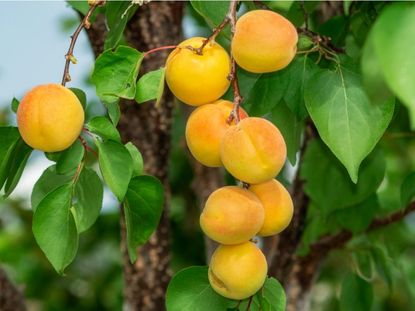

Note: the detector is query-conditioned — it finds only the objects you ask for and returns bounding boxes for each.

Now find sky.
[0,1,116,208]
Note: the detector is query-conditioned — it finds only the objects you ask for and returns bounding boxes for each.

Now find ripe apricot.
[17,84,84,152]
[185,100,247,167]
[208,242,267,300]
[165,37,231,106]
[232,10,298,73]
[249,179,293,236]
[200,186,264,245]
[220,117,287,184]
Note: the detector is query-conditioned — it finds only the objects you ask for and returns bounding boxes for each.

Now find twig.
[78,136,98,159]
[144,45,177,57]
[226,0,243,125]
[246,296,253,311]
[310,202,415,255]
[187,17,230,55]
[297,28,345,54]
[61,2,102,86]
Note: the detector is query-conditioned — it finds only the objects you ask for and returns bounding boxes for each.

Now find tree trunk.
[85,3,184,311]
[0,267,26,311]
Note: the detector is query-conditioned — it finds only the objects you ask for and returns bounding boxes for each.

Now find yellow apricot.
[17,84,84,152]
[249,179,293,236]
[208,242,267,300]
[200,186,264,245]
[232,10,298,73]
[165,37,231,106]
[220,117,287,184]
[185,100,247,167]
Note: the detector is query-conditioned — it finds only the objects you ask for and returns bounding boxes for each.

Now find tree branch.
[61,2,102,85]
[0,267,26,311]
[310,202,415,254]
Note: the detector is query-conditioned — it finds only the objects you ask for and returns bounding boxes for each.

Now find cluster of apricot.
[165,10,298,300]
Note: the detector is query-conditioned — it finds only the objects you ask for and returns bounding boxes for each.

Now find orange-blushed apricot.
[208,242,268,300]
[200,186,264,245]
[220,117,287,184]
[232,10,298,73]
[17,84,84,152]
[249,179,294,236]
[185,100,247,167]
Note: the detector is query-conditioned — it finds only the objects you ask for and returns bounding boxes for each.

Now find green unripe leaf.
[86,116,121,142]
[56,139,84,175]
[135,67,166,107]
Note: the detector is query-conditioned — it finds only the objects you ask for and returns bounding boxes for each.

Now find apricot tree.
[1,1,415,311]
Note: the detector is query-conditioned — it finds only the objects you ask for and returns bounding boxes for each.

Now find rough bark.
[0,267,26,311]
[85,3,184,311]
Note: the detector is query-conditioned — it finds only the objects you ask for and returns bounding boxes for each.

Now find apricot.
[249,179,293,236]
[208,242,267,300]
[17,84,84,152]
[200,186,264,245]
[185,100,247,167]
[165,37,231,106]
[220,117,287,184]
[232,10,298,73]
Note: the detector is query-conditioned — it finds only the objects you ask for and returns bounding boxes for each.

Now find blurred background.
[1,1,415,311]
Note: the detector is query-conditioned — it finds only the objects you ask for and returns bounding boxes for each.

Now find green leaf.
[104,1,138,50]
[67,0,90,15]
[340,273,373,311]
[104,100,121,125]
[166,266,235,311]
[124,175,164,262]
[135,68,166,106]
[372,3,415,128]
[190,1,230,35]
[32,184,78,274]
[125,142,144,177]
[239,277,286,311]
[370,245,393,289]
[96,140,133,201]
[44,151,62,162]
[353,250,374,282]
[331,195,379,234]
[283,55,319,120]
[361,27,392,105]
[304,65,394,182]
[270,101,304,165]
[73,167,103,232]
[301,139,385,214]
[401,172,415,206]
[0,127,21,190]
[86,116,121,142]
[56,139,84,175]
[31,165,73,211]
[243,72,286,117]
[3,139,32,198]
[69,88,87,110]
[91,46,144,103]
[11,97,19,113]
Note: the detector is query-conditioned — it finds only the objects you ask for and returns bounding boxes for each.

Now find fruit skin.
[249,179,294,236]
[208,242,268,300]
[220,117,287,184]
[200,186,264,245]
[185,100,247,167]
[232,10,298,73]
[165,37,231,106]
[17,84,85,152]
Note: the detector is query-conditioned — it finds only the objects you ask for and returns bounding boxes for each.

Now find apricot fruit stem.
[61,2,102,86]
[79,136,98,159]
[144,45,177,57]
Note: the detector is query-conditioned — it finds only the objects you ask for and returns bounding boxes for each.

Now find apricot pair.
[17,84,84,152]
[202,181,293,300]
[186,101,287,184]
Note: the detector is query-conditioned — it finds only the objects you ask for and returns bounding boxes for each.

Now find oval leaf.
[135,67,166,106]
[340,273,373,311]
[0,127,20,189]
[304,65,394,182]
[56,139,84,174]
[32,184,78,274]
[86,116,121,142]
[166,266,235,311]
[96,140,133,201]
[125,142,144,177]
[124,175,164,262]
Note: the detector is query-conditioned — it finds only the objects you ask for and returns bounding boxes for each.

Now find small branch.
[226,0,243,125]
[144,45,177,57]
[297,28,345,54]
[78,136,98,159]
[61,2,102,86]
[246,296,253,311]
[310,202,415,255]
[187,17,230,55]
